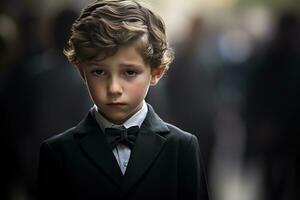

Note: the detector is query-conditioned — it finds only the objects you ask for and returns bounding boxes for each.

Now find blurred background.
[0,0,299,199]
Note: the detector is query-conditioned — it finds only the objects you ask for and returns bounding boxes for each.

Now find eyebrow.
[87,62,144,68]
[84,52,147,68]
[85,62,107,68]
[120,63,144,68]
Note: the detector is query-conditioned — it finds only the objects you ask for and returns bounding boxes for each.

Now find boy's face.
[77,44,165,124]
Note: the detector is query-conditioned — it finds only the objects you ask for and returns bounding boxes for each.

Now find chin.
[107,114,129,124]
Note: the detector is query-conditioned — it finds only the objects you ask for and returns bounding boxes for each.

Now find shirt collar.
[93,100,148,132]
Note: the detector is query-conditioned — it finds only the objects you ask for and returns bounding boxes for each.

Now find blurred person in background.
[0,13,24,200]
[244,9,300,200]
[18,7,92,198]
[1,6,92,200]
[162,16,218,172]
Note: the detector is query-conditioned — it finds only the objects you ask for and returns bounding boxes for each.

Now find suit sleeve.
[178,134,210,200]
[37,141,65,200]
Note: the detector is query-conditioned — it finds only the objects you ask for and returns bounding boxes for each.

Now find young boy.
[37,0,209,200]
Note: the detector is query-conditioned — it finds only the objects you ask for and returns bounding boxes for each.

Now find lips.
[106,102,126,106]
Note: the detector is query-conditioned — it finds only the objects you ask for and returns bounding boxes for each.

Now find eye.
[92,69,106,76]
[124,70,137,77]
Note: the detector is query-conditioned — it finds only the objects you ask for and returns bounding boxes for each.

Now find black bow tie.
[105,126,140,150]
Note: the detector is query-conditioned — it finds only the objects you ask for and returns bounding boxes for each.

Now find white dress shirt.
[93,101,148,175]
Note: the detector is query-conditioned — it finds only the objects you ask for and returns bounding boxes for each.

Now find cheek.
[86,79,105,99]
[126,80,150,99]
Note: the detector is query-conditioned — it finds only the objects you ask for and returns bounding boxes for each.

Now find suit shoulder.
[43,126,77,147]
[165,122,197,142]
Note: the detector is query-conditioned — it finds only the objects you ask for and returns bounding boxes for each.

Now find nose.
[107,76,123,96]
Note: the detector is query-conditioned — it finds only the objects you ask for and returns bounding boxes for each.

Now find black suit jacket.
[38,104,209,200]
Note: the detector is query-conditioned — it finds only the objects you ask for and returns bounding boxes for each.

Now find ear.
[150,66,166,85]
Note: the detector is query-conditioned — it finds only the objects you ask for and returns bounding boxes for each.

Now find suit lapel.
[120,104,169,197]
[74,110,123,188]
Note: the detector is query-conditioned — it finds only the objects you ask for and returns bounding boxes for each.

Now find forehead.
[86,44,148,67]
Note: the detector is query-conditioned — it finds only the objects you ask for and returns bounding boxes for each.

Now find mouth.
[106,102,126,106]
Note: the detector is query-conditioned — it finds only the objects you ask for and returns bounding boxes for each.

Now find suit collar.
[140,103,169,133]
[120,104,169,197]
[74,104,170,195]
[74,109,123,188]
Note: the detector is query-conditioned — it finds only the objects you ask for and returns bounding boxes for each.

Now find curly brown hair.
[63,0,174,69]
